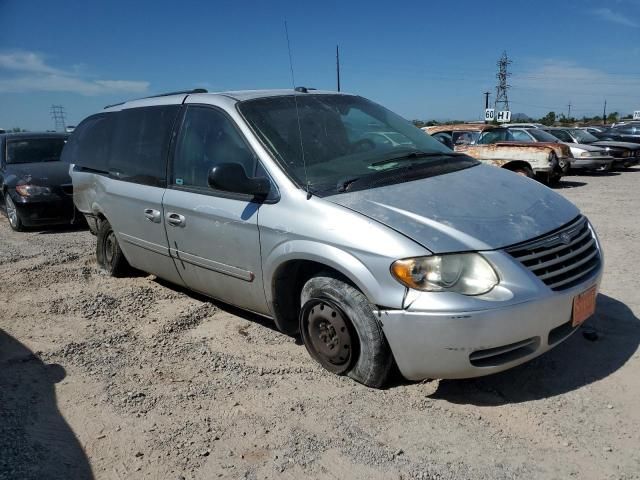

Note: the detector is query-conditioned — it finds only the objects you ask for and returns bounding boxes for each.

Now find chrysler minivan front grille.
[506,216,600,291]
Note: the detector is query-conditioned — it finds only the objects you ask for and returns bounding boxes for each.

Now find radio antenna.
[284,20,311,199]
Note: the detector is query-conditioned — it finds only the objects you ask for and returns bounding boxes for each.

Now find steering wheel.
[352,138,375,153]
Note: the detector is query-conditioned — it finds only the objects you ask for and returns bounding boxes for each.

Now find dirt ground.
[1,168,639,480]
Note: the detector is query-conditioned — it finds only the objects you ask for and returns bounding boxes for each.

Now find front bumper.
[570,157,614,170]
[9,188,77,227]
[377,263,603,381]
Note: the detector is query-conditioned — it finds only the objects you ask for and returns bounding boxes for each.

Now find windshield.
[528,129,561,142]
[6,137,67,164]
[238,94,474,193]
[569,129,599,143]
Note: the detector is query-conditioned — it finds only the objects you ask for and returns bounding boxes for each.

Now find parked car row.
[424,124,570,184]
[423,122,639,182]
[1,89,605,389]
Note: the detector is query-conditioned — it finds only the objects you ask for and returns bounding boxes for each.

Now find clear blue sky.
[1,0,639,130]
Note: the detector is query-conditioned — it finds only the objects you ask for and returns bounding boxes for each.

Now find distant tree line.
[412,111,632,128]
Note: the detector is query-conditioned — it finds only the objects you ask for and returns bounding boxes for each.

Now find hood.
[591,140,640,150]
[326,164,580,253]
[3,161,72,187]
[566,143,604,152]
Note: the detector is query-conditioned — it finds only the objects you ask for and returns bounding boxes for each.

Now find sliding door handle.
[166,212,186,227]
[143,208,161,223]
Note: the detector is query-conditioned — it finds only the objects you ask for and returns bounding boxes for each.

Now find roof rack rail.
[104,88,208,109]
[294,86,316,93]
[143,88,208,99]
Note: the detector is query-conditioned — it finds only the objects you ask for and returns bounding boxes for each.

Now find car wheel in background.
[4,193,24,232]
[510,166,534,178]
[96,219,130,277]
[300,274,394,388]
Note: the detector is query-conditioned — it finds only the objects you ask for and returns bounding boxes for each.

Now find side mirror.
[208,163,270,197]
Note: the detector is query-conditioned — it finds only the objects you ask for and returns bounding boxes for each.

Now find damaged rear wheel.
[96,219,130,277]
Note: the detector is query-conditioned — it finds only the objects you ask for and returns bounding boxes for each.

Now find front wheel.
[96,219,130,277]
[4,193,24,232]
[300,274,394,388]
[511,166,534,178]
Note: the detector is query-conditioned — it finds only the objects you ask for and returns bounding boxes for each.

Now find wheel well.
[502,160,532,172]
[270,260,352,336]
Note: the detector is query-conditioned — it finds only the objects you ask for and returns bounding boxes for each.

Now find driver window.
[173,106,257,189]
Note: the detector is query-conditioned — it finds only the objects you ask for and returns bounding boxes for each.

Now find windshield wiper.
[337,177,361,193]
[370,151,465,167]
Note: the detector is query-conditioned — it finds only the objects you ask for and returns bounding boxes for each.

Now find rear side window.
[549,130,572,142]
[62,113,114,172]
[109,105,179,187]
[509,130,532,142]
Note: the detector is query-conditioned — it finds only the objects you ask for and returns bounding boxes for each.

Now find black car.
[543,127,640,168]
[590,122,640,145]
[0,132,75,231]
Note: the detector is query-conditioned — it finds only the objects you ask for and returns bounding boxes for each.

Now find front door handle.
[166,212,186,227]
[144,208,161,223]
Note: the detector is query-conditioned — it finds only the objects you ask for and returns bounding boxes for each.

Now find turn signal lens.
[391,253,498,295]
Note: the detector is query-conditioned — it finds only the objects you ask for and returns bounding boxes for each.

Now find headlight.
[390,253,498,295]
[15,184,51,196]
[580,151,600,157]
[622,151,631,158]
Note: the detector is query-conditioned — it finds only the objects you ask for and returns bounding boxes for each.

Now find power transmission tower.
[50,105,66,132]
[494,51,512,113]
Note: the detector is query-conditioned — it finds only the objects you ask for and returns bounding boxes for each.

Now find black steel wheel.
[300,299,355,374]
[299,274,394,388]
[96,219,130,277]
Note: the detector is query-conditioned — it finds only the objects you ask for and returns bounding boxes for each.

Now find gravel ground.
[1,168,639,480]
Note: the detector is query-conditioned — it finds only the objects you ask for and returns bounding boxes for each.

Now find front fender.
[263,239,406,310]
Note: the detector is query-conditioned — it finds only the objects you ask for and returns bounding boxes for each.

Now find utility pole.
[336,45,341,92]
[494,51,512,113]
[567,101,572,120]
[50,105,66,132]
[483,91,491,124]
[603,99,607,125]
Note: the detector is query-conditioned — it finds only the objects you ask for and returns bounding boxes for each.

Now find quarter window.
[61,113,114,171]
[172,106,257,190]
[509,130,533,142]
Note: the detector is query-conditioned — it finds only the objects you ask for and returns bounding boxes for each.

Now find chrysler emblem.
[560,232,572,245]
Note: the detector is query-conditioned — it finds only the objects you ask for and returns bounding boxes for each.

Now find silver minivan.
[66,89,603,388]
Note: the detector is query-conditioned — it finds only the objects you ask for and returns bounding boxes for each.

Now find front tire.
[510,166,534,178]
[4,193,24,232]
[96,219,130,277]
[300,274,394,388]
